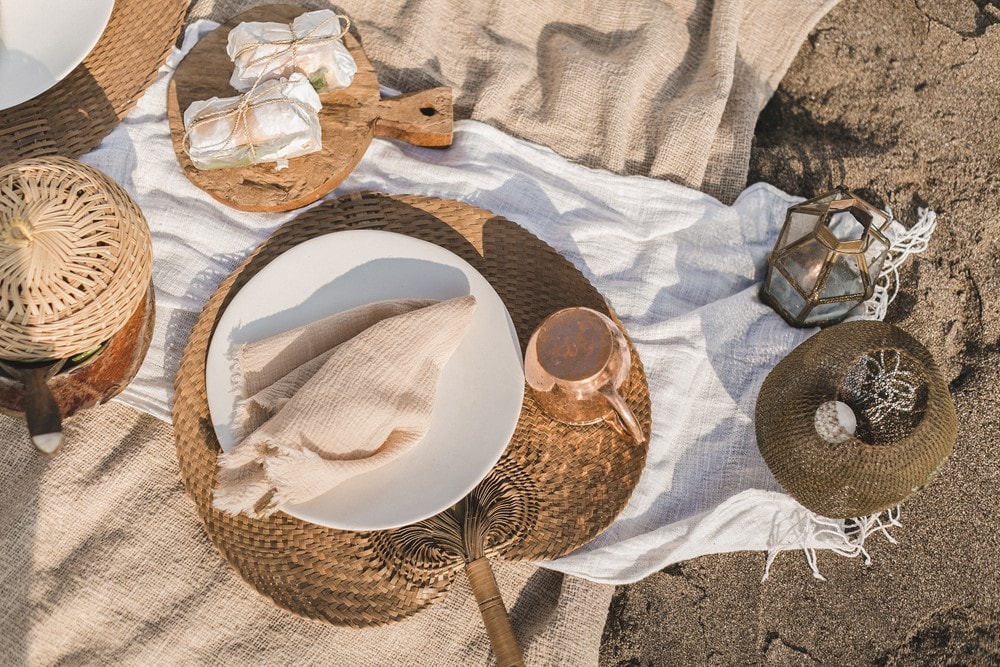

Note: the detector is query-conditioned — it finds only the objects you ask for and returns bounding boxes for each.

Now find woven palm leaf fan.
[756,320,957,518]
[173,193,650,664]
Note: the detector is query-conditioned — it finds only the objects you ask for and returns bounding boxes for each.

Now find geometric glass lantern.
[761,186,892,327]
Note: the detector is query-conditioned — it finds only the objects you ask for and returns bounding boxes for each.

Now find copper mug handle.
[599,384,646,444]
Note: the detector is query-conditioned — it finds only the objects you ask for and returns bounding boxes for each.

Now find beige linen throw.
[214,296,476,517]
[189,0,838,203]
[0,404,611,666]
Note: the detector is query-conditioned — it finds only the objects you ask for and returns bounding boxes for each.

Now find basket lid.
[0,157,152,362]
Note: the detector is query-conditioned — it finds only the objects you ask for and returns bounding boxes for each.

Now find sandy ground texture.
[599,0,1000,664]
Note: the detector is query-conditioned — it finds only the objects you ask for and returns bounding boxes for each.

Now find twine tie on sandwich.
[182,14,350,164]
[181,82,318,165]
[232,13,351,71]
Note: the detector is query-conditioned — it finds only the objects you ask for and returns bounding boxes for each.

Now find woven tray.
[0,0,186,163]
[173,193,651,625]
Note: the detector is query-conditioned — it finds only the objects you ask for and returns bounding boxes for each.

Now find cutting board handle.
[374,87,454,147]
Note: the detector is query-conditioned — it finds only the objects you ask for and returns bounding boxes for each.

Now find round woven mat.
[0,0,186,164]
[756,320,957,519]
[173,192,651,625]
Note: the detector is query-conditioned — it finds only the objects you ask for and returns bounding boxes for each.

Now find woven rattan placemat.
[173,192,651,625]
[0,0,186,163]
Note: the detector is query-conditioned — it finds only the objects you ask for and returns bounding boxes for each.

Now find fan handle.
[465,557,525,667]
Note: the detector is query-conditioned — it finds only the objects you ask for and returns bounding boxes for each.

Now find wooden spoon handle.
[373,87,454,147]
[465,557,525,667]
[23,367,63,453]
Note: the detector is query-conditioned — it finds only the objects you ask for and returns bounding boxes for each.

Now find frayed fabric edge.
[228,343,268,443]
[228,344,286,443]
[851,206,938,322]
[763,506,903,582]
[213,440,323,518]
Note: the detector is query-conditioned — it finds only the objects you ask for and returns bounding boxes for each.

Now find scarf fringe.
[857,206,938,321]
[763,506,903,582]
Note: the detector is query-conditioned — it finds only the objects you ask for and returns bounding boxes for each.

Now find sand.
[599,0,1000,663]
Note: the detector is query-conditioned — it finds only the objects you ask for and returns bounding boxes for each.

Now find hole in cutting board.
[420,107,437,116]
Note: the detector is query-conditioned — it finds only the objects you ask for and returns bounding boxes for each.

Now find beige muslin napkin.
[213,295,477,517]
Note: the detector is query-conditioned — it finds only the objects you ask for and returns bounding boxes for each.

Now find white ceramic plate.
[206,230,525,530]
[0,0,116,110]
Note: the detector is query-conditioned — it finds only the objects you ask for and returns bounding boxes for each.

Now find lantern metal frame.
[761,186,892,327]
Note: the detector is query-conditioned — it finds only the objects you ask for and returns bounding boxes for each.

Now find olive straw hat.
[756,320,957,519]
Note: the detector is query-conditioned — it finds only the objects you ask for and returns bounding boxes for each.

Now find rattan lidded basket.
[0,157,153,362]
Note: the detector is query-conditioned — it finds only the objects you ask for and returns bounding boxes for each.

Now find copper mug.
[525,307,645,444]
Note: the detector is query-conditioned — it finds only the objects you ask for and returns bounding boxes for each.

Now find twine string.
[234,13,351,72]
[182,83,318,164]
[182,14,351,164]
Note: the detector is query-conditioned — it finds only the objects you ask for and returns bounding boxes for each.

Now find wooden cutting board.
[167,4,453,213]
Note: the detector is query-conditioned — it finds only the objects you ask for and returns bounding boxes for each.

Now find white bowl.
[0,0,115,110]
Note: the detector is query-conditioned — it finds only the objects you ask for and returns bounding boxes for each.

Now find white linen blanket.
[82,22,933,585]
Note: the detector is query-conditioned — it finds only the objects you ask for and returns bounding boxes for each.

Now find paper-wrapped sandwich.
[183,73,322,170]
[227,10,357,93]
